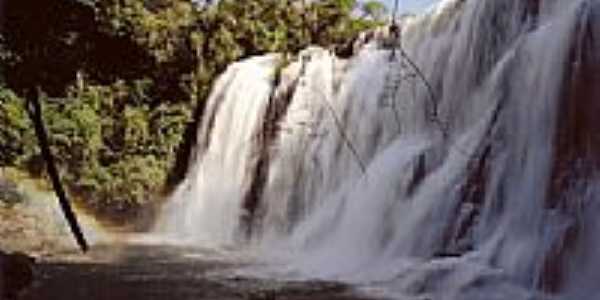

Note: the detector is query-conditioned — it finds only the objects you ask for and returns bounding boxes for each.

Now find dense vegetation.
[0,0,384,224]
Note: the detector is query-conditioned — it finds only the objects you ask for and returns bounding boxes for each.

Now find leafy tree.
[0,88,36,167]
[0,0,380,225]
[361,0,388,21]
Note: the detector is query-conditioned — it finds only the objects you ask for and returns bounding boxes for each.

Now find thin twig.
[383,61,403,132]
[398,46,441,127]
[301,55,367,175]
[321,96,368,175]
[388,0,447,137]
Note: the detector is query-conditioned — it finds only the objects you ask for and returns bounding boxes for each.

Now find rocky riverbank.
[19,244,372,300]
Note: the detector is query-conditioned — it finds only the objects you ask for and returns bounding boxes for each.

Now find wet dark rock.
[0,251,36,300]
[543,2,600,293]
[406,154,427,197]
[241,66,301,238]
[432,251,464,259]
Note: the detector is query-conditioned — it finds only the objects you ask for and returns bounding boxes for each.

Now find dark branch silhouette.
[299,53,367,176]
[321,95,368,175]
[25,88,88,253]
[388,0,447,138]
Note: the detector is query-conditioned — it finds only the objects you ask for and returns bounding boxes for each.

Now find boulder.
[0,251,35,300]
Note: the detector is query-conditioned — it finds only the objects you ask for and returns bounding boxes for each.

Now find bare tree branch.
[26,88,88,253]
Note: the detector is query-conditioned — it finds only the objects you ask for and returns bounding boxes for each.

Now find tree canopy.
[0,0,382,225]
[361,0,388,21]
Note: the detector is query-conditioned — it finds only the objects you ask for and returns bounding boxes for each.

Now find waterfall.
[158,55,279,244]
[156,0,600,298]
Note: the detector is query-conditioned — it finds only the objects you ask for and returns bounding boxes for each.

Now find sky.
[381,0,440,14]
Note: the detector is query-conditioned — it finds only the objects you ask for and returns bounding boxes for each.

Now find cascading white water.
[158,55,280,245]
[157,0,600,298]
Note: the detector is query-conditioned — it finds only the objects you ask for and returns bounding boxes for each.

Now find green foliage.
[43,80,190,209]
[0,0,380,220]
[100,0,196,63]
[0,88,36,167]
[361,1,388,21]
[1,79,190,212]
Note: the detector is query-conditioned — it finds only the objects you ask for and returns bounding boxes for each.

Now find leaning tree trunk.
[25,88,88,253]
